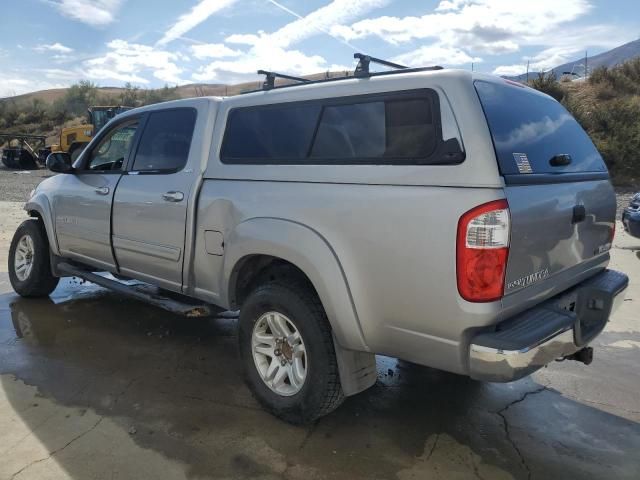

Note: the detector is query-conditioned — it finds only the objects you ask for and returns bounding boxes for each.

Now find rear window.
[220,89,463,165]
[474,81,606,177]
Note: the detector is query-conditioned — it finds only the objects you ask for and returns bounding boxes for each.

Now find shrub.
[528,71,565,101]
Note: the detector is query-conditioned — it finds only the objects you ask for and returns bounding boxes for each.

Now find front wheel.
[8,219,59,297]
[238,280,344,424]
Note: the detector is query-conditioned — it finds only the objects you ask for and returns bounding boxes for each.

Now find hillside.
[507,38,640,81]
[527,57,640,185]
[2,83,233,106]
[0,71,352,144]
[0,71,350,106]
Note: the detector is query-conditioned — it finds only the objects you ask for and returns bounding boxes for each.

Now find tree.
[120,82,140,106]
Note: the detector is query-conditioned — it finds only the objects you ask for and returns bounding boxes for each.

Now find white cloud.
[393,46,481,67]
[492,24,633,75]
[492,64,527,76]
[0,72,66,97]
[331,0,592,47]
[157,0,238,46]
[192,45,327,81]
[34,42,73,53]
[85,39,184,84]
[435,0,467,12]
[329,0,632,76]
[190,43,242,60]
[474,40,519,55]
[49,0,123,26]
[200,0,387,82]
[265,0,388,48]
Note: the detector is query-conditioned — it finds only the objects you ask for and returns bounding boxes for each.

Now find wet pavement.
[0,223,639,479]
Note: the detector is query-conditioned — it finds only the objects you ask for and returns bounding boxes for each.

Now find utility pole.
[585,50,588,78]
[471,62,474,72]
[526,60,530,83]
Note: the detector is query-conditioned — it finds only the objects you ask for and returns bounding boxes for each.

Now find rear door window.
[132,108,197,173]
[474,81,607,177]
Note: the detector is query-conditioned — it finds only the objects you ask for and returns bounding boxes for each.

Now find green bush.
[525,60,640,185]
[578,97,640,183]
[528,71,566,101]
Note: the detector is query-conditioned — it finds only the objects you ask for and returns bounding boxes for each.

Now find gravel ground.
[0,165,54,203]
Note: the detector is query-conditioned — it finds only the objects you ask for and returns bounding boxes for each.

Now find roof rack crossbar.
[257,69,310,90]
[354,53,408,78]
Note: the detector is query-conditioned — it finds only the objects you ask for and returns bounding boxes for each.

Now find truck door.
[111,108,198,291]
[54,118,140,271]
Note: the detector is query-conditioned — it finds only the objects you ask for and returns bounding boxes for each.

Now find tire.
[238,280,344,424]
[8,219,59,297]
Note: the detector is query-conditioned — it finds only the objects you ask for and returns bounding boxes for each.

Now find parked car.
[8,62,628,424]
[622,192,640,238]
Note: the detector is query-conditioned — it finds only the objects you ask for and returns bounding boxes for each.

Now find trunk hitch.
[561,347,594,365]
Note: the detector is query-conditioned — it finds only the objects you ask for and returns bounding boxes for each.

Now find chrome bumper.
[469,269,628,383]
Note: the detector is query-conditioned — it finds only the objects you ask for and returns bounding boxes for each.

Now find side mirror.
[46,152,74,173]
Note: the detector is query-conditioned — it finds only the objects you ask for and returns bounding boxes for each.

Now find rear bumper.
[469,269,628,382]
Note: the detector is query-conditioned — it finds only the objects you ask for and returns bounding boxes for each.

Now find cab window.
[86,120,139,171]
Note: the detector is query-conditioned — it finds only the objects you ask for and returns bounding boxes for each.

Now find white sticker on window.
[513,152,533,174]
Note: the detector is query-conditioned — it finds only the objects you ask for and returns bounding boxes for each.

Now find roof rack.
[353,53,408,77]
[257,69,310,90]
[244,54,444,95]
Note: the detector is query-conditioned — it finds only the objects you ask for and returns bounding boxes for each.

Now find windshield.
[474,81,607,176]
[92,110,111,132]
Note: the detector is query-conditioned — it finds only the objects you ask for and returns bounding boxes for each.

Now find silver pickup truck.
[8,63,629,424]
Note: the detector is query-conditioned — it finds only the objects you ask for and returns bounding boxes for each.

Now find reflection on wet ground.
[1,277,639,479]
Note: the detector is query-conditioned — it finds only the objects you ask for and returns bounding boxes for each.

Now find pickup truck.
[8,65,629,424]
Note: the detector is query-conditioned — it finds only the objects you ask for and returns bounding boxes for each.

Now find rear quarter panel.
[193,181,505,373]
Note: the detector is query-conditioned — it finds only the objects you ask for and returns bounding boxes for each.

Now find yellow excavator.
[51,105,132,161]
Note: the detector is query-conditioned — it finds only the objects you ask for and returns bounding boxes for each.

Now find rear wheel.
[8,219,59,297]
[238,280,344,424]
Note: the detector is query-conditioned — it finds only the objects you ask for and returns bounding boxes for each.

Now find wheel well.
[26,212,49,241]
[27,210,42,221]
[230,255,316,309]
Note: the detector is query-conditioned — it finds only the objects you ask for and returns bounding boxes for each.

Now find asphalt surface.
[0,200,639,479]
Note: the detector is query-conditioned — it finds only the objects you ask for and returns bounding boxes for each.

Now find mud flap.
[333,335,377,396]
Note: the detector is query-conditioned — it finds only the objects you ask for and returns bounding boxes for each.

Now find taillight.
[456,199,510,302]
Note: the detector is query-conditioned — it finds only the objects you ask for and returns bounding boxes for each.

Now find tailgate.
[474,80,615,297]
[503,180,615,295]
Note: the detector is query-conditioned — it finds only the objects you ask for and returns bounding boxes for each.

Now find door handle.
[95,186,109,195]
[162,191,184,202]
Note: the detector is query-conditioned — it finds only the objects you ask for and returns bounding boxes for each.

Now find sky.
[0,0,638,97]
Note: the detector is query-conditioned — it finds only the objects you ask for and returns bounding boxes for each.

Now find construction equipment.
[50,105,132,161]
[0,133,48,169]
